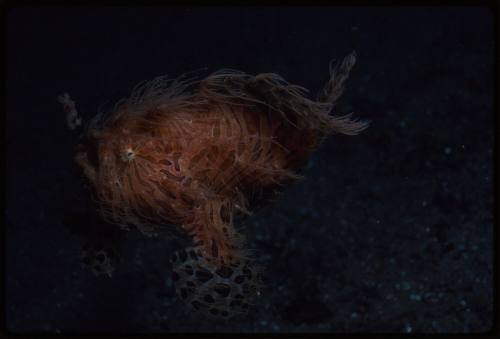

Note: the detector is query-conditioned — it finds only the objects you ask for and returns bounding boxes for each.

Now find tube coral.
[73,52,368,318]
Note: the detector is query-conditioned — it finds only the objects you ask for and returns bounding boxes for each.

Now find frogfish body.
[73,52,368,318]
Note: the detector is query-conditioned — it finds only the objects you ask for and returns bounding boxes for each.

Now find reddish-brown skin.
[74,53,368,317]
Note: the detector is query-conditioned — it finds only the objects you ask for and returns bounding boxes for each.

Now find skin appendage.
[57,93,82,130]
[68,52,369,318]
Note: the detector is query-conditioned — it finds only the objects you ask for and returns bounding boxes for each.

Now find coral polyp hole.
[230,300,242,308]
[171,271,180,282]
[204,295,215,303]
[96,253,106,263]
[191,300,201,310]
[195,268,214,283]
[210,308,219,316]
[234,275,245,284]
[214,283,231,297]
[215,266,233,279]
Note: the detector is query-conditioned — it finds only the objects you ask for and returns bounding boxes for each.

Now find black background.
[6,6,494,333]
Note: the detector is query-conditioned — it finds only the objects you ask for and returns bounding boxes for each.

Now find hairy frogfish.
[67,52,369,319]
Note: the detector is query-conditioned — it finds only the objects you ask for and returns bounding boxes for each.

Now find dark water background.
[6,6,495,333]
